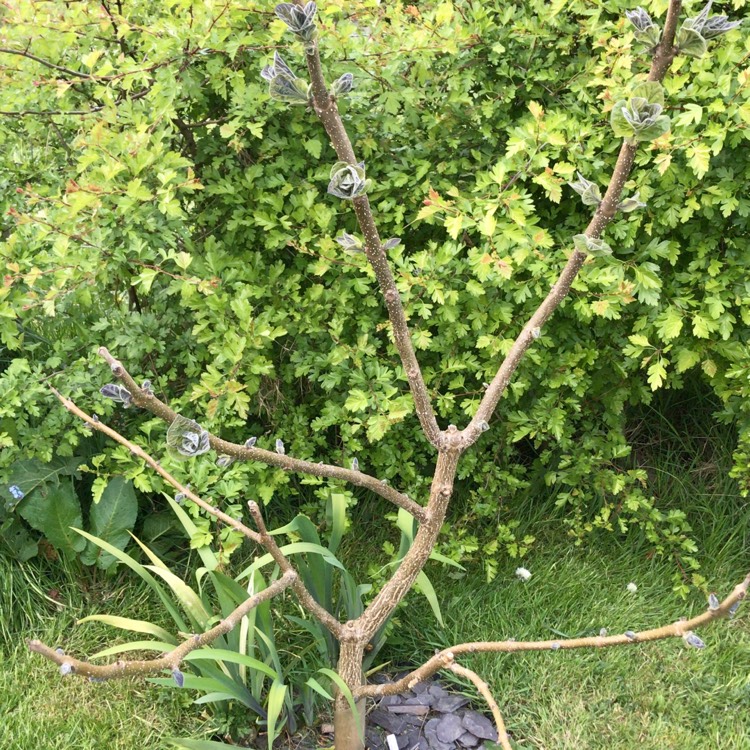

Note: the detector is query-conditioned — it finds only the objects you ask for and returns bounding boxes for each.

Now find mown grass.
[381,387,750,749]
[0,556,206,750]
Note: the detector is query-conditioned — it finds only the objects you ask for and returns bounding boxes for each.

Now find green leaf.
[169,739,240,749]
[303,138,322,159]
[81,477,138,568]
[18,481,85,555]
[266,681,288,750]
[676,26,707,58]
[632,82,665,107]
[610,100,635,139]
[78,615,177,643]
[72,529,188,631]
[316,668,363,742]
[184,649,278,680]
[415,570,445,626]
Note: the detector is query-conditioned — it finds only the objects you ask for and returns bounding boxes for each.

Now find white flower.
[515,567,532,582]
[627,582,638,593]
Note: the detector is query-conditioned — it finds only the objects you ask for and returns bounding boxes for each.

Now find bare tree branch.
[52,387,347,636]
[356,571,750,699]
[50,386,262,544]
[463,0,683,445]
[303,47,442,448]
[247,501,344,637]
[96,347,427,523]
[449,663,512,750]
[28,571,295,679]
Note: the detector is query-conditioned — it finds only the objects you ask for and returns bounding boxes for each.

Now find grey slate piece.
[423,718,453,750]
[435,713,465,743]
[461,710,498,741]
[434,694,470,713]
[456,731,481,748]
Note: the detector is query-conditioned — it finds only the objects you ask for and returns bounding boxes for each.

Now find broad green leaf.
[91,641,176,659]
[72,529,188,631]
[184,649,277,680]
[18,481,85,555]
[266,681,288,750]
[81,476,137,568]
[145,565,211,627]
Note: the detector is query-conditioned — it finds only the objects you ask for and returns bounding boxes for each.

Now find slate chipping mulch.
[365,676,499,750]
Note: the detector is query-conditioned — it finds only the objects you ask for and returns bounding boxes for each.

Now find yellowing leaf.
[445,213,464,240]
[687,143,711,178]
[528,101,544,120]
[81,49,103,69]
[478,210,497,237]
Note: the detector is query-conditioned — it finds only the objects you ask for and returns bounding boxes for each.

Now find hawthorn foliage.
[1,1,749,590]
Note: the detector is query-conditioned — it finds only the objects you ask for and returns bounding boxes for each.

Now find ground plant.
[10,1,750,748]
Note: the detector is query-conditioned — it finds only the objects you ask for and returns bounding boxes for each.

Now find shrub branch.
[28,571,295,680]
[51,386,344,637]
[96,347,427,523]
[356,570,750,699]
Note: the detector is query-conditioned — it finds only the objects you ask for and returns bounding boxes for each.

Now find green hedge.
[1,0,748,586]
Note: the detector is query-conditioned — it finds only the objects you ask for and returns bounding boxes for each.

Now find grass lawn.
[0,557,206,750]
[2,389,749,749]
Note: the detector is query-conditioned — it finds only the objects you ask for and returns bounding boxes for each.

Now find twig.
[50,386,261,544]
[96,347,427,523]
[51,387,346,637]
[303,45,442,448]
[28,571,295,679]
[247,501,344,637]
[462,0,683,446]
[450,663,512,750]
[356,570,750,698]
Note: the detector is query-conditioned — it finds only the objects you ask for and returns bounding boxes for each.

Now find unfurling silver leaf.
[331,72,354,97]
[244,436,258,448]
[708,592,720,611]
[261,52,310,105]
[172,667,185,687]
[568,172,602,206]
[683,631,705,649]
[166,414,210,461]
[275,2,317,41]
[617,191,646,213]
[275,439,285,455]
[216,454,235,468]
[100,383,133,408]
[328,161,370,200]
[382,237,401,250]
[335,231,364,253]
[351,457,359,471]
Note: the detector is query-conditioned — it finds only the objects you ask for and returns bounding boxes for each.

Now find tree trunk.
[333,641,366,750]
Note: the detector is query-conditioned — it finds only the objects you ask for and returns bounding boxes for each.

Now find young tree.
[28,2,747,748]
